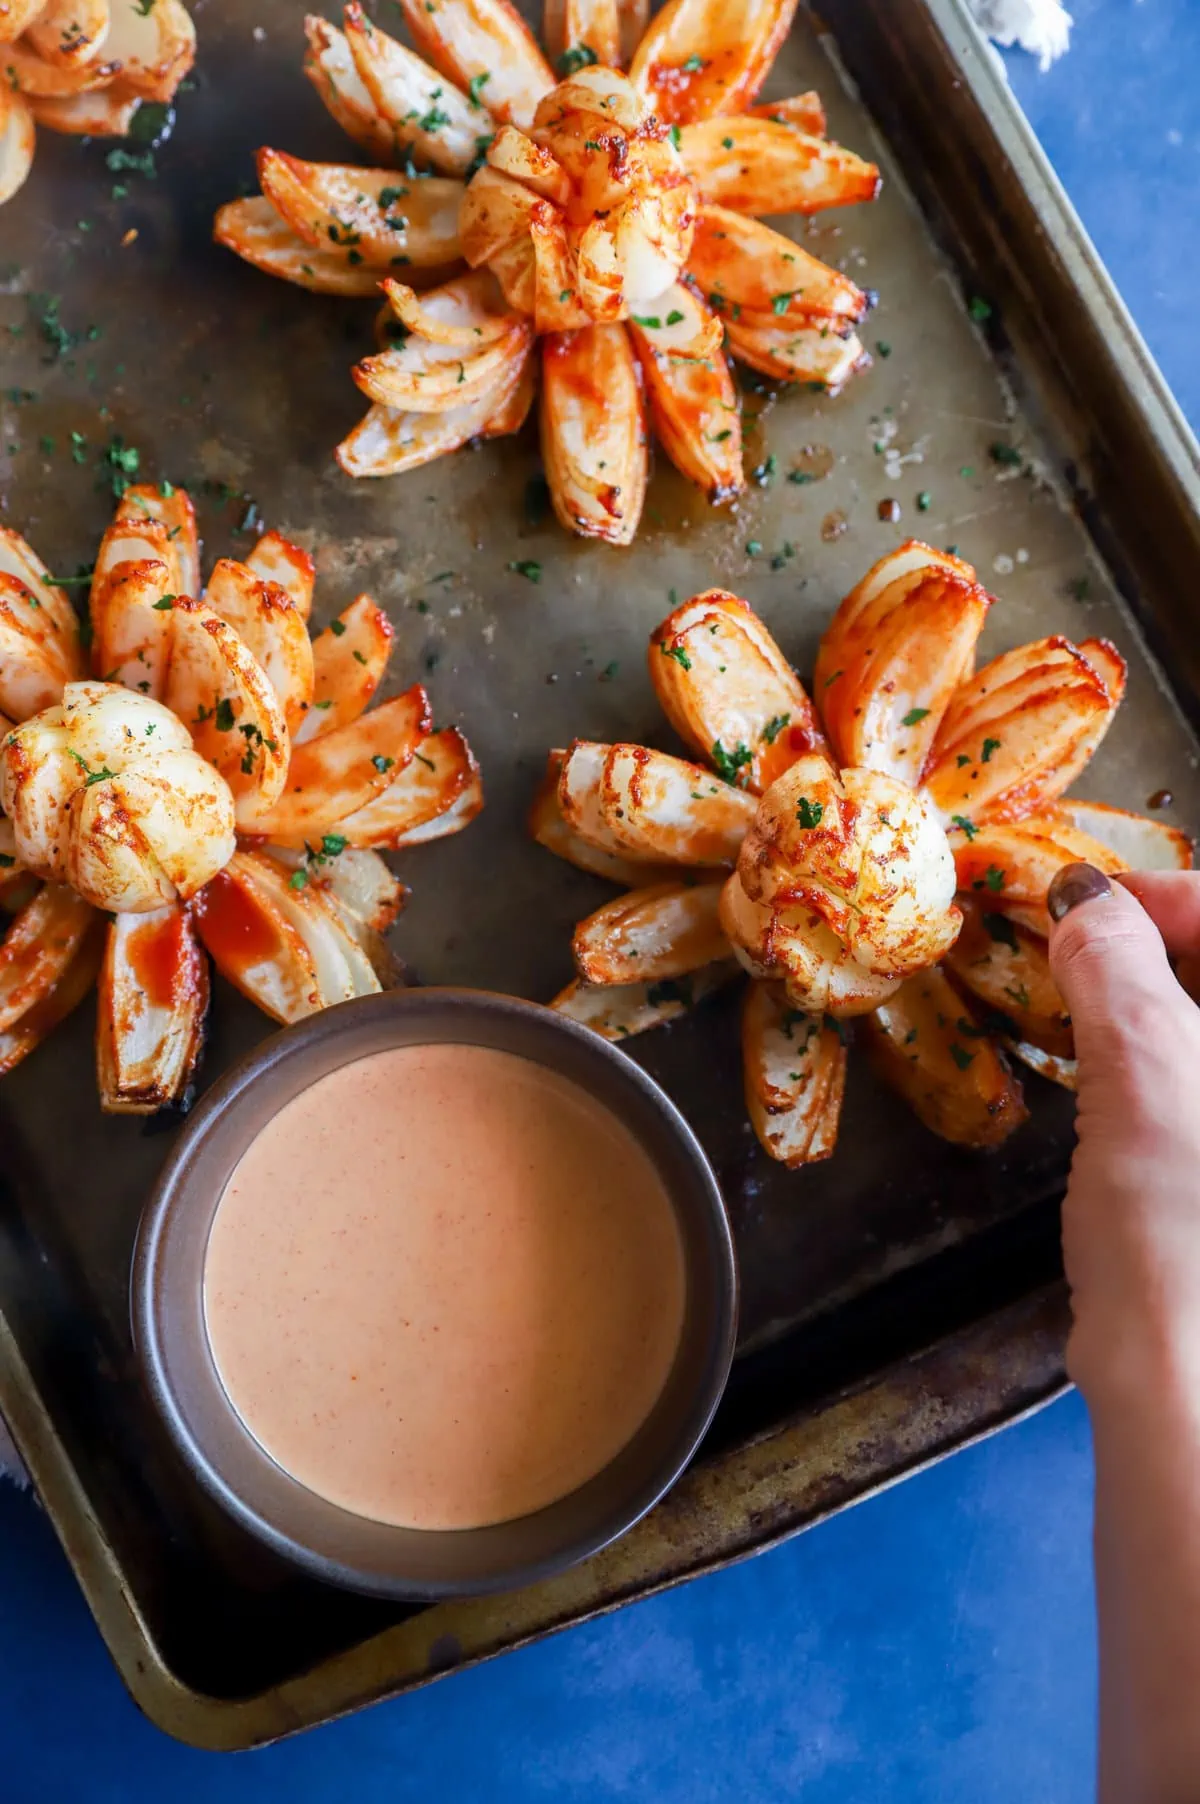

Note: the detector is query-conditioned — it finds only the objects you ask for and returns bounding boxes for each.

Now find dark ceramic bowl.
[131,988,738,1601]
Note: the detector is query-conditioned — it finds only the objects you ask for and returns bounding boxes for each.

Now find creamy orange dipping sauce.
[203,1043,686,1530]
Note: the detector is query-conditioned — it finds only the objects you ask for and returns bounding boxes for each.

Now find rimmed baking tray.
[2,0,1198,1748]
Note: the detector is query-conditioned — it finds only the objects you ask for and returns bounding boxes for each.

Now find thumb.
[1048,862,1188,1076]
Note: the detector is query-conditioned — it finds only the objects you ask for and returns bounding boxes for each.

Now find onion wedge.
[297,594,393,744]
[335,344,533,475]
[24,0,108,70]
[1,42,122,97]
[0,573,73,720]
[93,0,194,101]
[391,0,555,130]
[650,588,826,793]
[865,969,1028,1148]
[303,14,395,161]
[265,845,407,935]
[529,749,676,885]
[724,315,865,391]
[1050,799,1192,871]
[926,634,1124,824]
[629,0,798,122]
[96,903,209,1113]
[0,86,34,207]
[690,203,867,323]
[337,727,481,847]
[599,743,755,866]
[0,526,80,650]
[628,284,743,501]
[742,981,846,1165]
[748,91,825,133]
[214,196,385,297]
[115,482,200,600]
[194,856,322,1023]
[238,686,432,845]
[258,149,464,271]
[542,0,620,70]
[244,531,316,622]
[949,818,1127,942]
[28,83,140,133]
[541,324,647,545]
[342,2,487,177]
[89,557,175,699]
[204,558,314,734]
[354,280,531,412]
[164,598,290,820]
[0,921,102,1078]
[945,898,1072,1057]
[551,958,738,1040]
[572,879,729,984]
[679,115,879,214]
[819,567,991,785]
[0,883,94,1032]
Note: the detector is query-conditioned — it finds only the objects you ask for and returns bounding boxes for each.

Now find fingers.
[1048,863,1193,1075]
[1116,870,1200,953]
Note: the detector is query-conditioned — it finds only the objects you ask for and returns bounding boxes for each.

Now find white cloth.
[968,0,1073,68]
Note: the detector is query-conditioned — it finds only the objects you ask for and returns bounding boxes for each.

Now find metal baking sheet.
[1,0,1198,1747]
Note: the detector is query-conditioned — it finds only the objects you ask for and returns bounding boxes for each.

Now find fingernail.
[1047,861,1113,922]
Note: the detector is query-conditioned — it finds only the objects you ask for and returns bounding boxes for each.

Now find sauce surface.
[203,1043,686,1530]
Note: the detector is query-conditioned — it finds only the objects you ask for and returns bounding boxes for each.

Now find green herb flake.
[289,869,309,890]
[916,490,932,512]
[761,713,790,745]
[711,740,752,785]
[669,124,681,150]
[467,70,490,106]
[989,440,1023,468]
[745,539,762,557]
[982,912,1019,951]
[660,642,691,671]
[981,736,1001,763]
[557,43,598,75]
[508,558,542,583]
[770,291,794,316]
[151,594,176,611]
[968,296,992,323]
[632,314,661,328]
[956,753,971,768]
[372,754,395,773]
[875,339,892,358]
[901,707,930,727]
[795,796,824,830]
[951,814,978,840]
[214,698,236,732]
[949,1043,975,1070]
[680,52,705,71]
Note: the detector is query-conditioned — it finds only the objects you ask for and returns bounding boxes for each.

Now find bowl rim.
[131,986,738,1601]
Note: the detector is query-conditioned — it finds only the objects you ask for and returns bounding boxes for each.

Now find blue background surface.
[1,1,1196,1796]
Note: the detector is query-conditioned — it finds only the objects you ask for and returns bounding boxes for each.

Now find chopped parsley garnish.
[949,1043,975,1070]
[665,308,685,326]
[761,713,790,744]
[308,833,347,864]
[507,559,541,583]
[1068,576,1090,601]
[745,539,762,557]
[647,977,693,1008]
[916,490,931,511]
[372,755,395,773]
[901,707,930,727]
[711,740,752,785]
[770,291,794,316]
[329,618,347,636]
[981,736,1001,762]
[669,124,681,150]
[632,314,661,328]
[989,440,1023,467]
[660,642,691,670]
[101,434,141,498]
[467,71,490,106]
[795,796,824,829]
[557,43,598,75]
[982,912,1019,951]
[977,865,1006,892]
[151,594,176,610]
[950,814,978,840]
[968,296,992,323]
[722,135,734,149]
[32,293,77,360]
[707,428,732,443]
[0,854,13,869]
[289,869,309,890]
[214,698,236,732]
[105,146,157,179]
[788,469,814,484]
[66,750,115,788]
[956,753,970,768]
[875,339,892,358]
[680,52,705,71]
[752,453,777,485]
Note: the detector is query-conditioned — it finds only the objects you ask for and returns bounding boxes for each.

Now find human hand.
[1047,863,1200,1400]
